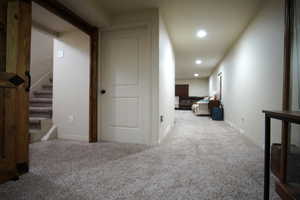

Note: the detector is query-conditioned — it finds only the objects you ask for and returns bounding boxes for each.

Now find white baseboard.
[58,133,89,142]
[158,121,175,144]
[225,120,264,149]
[225,120,245,134]
[57,127,89,142]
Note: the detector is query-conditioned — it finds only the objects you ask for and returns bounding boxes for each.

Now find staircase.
[29,78,54,143]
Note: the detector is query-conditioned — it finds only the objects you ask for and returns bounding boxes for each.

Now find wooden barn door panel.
[0,0,31,183]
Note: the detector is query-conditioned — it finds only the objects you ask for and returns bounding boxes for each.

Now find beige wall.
[209,0,284,147]
[30,27,53,89]
[53,30,90,142]
[159,14,175,143]
[176,78,209,97]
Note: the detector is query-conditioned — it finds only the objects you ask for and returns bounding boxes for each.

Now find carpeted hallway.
[0,111,280,200]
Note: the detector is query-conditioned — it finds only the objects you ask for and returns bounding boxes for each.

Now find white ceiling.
[32,0,110,34]
[32,2,76,33]
[100,0,262,79]
[33,0,262,79]
[56,0,110,27]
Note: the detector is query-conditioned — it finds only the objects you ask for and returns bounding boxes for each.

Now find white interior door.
[101,26,151,144]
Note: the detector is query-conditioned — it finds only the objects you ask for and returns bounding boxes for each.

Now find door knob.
[101,90,106,94]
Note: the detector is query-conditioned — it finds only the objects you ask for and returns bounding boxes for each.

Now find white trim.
[41,125,57,141]
[30,70,52,92]
[151,12,160,146]
[226,120,245,134]
[158,123,174,144]
[58,132,89,142]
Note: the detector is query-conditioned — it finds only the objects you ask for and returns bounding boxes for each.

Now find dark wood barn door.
[0,0,31,183]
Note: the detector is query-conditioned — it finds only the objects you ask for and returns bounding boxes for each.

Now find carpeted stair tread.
[29,117,50,130]
[30,98,52,105]
[29,107,52,118]
[42,84,53,90]
[29,129,41,134]
[29,117,48,124]
[29,117,48,121]
[34,90,53,95]
[29,77,53,142]
[29,121,41,130]
[29,107,52,112]
[33,91,53,98]
[30,98,52,103]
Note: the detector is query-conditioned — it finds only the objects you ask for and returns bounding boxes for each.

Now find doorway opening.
[175,78,214,116]
[0,0,98,182]
[29,2,91,143]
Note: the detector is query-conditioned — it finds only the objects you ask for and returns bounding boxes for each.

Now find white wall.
[176,78,209,97]
[159,14,175,143]
[30,27,53,89]
[53,30,90,142]
[209,0,284,147]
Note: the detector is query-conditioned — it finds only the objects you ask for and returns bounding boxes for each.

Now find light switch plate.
[57,50,64,58]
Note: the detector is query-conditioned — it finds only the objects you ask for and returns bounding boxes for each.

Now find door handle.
[101,90,106,94]
[25,71,31,92]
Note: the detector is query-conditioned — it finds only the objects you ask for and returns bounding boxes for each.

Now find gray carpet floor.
[0,111,280,200]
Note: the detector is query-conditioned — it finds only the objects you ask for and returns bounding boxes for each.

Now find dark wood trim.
[283,0,293,111]
[30,0,99,143]
[89,28,98,143]
[13,0,31,175]
[281,0,294,184]
[32,0,94,35]
[219,74,223,102]
[263,111,300,124]
[264,115,271,200]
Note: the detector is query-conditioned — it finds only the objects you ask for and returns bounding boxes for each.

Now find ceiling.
[32,2,76,34]
[32,0,110,34]
[56,0,110,27]
[33,0,262,79]
[99,0,262,79]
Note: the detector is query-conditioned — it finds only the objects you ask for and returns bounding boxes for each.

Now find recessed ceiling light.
[194,73,200,77]
[197,30,207,38]
[195,59,203,65]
